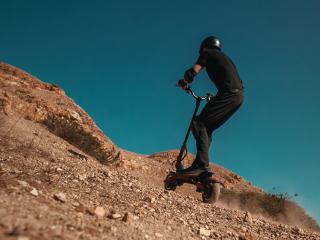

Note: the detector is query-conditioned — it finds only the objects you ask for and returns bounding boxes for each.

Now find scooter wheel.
[164,181,177,191]
[164,172,177,191]
[202,182,221,204]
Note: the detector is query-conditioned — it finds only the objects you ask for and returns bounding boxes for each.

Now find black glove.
[177,79,188,90]
[184,68,197,83]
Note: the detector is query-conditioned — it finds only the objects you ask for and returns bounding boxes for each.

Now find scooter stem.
[175,97,202,170]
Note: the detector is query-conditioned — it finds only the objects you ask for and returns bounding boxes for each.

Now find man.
[177,36,244,176]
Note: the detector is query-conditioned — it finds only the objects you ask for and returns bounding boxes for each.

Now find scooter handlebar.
[185,87,213,102]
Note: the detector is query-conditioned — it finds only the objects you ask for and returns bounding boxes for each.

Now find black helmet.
[199,36,221,53]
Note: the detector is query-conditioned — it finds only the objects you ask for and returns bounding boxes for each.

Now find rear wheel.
[202,182,221,204]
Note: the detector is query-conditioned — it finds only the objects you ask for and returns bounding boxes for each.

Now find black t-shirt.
[196,49,243,92]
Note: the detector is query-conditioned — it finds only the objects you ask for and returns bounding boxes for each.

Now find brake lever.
[206,93,215,102]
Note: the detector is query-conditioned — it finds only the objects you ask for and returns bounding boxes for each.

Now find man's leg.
[180,91,243,174]
[193,91,244,167]
[179,118,211,173]
[200,91,244,133]
[191,118,212,168]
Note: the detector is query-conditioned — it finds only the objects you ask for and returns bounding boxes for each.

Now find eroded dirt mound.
[0,62,120,164]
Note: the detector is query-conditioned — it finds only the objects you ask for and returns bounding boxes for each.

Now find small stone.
[17,236,30,240]
[79,174,87,181]
[122,212,135,222]
[199,227,211,237]
[85,207,95,215]
[144,196,156,203]
[17,180,28,187]
[94,207,106,218]
[72,201,80,207]
[53,192,67,202]
[51,225,63,235]
[241,226,248,232]
[244,211,252,223]
[155,232,163,238]
[30,188,39,196]
[69,110,82,121]
[188,220,195,225]
[238,235,247,240]
[292,226,303,234]
[109,213,122,219]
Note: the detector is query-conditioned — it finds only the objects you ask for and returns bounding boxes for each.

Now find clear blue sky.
[1,0,319,222]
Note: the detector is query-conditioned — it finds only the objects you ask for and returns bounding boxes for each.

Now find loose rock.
[109,213,122,219]
[122,212,135,223]
[155,232,163,238]
[199,227,211,237]
[94,206,106,218]
[53,192,67,203]
[17,237,30,240]
[17,180,28,187]
[30,188,39,196]
[244,211,252,223]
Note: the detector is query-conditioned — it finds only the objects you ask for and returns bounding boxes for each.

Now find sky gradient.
[1,0,320,222]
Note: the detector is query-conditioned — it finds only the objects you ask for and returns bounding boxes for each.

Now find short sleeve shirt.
[196,49,243,92]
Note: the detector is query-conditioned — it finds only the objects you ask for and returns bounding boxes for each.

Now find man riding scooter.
[176,36,244,177]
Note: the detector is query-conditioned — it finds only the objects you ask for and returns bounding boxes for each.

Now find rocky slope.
[0,62,319,240]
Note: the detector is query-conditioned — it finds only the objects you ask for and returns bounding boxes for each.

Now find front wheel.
[164,181,177,191]
[202,182,221,204]
[164,172,177,191]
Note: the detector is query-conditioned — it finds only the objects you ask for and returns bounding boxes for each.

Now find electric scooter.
[164,87,222,203]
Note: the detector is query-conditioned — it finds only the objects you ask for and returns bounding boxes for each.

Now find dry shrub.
[220,189,320,232]
[42,114,121,164]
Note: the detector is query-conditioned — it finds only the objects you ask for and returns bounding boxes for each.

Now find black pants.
[190,90,244,169]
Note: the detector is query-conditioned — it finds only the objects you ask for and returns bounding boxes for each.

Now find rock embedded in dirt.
[238,235,247,240]
[84,207,95,215]
[17,180,28,187]
[94,206,106,218]
[155,232,163,238]
[30,188,39,196]
[199,227,211,237]
[72,201,80,207]
[244,211,253,223]
[53,192,67,203]
[17,236,30,240]
[122,212,135,223]
[109,213,122,219]
[78,174,87,181]
[293,226,304,234]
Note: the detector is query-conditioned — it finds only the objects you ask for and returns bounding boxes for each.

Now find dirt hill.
[0,62,319,240]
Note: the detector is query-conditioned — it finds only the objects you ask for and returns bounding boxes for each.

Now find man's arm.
[177,64,203,90]
[193,64,203,74]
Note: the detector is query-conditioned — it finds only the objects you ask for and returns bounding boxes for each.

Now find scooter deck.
[165,171,212,184]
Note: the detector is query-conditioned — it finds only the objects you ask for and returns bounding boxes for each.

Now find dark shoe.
[177,164,198,173]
